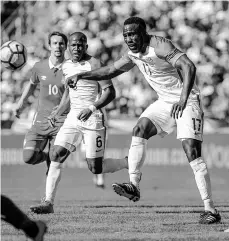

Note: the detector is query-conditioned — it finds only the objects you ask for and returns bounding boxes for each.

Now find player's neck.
[49,56,65,66]
[140,35,151,54]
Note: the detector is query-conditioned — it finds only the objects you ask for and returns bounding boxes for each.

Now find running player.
[1,195,47,240]
[30,32,128,214]
[66,17,221,224]
[14,31,69,177]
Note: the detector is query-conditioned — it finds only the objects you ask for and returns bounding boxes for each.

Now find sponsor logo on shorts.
[96,149,102,152]
[194,131,202,135]
[41,76,47,80]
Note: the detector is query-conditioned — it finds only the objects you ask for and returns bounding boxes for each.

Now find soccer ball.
[0,40,27,70]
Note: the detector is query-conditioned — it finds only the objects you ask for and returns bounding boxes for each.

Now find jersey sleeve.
[153,37,185,67]
[114,52,135,72]
[30,63,39,84]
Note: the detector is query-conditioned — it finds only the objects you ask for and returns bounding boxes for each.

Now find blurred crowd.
[1,1,229,129]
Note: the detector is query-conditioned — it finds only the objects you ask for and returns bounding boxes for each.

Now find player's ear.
[85,44,88,50]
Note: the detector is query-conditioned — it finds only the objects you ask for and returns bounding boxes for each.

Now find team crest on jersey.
[145,57,155,64]
[41,76,47,80]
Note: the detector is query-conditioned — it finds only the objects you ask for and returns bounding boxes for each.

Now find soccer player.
[1,195,47,240]
[14,31,69,177]
[30,32,128,214]
[65,17,221,224]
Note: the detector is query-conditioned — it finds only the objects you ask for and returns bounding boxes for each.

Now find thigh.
[83,127,106,159]
[176,101,204,141]
[24,127,48,151]
[54,119,83,152]
[140,100,176,137]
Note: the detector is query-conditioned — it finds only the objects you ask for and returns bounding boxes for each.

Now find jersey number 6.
[96,136,103,148]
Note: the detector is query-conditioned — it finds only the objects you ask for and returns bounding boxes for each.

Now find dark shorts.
[23,118,65,152]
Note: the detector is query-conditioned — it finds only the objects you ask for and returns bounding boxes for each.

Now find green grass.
[1,165,229,240]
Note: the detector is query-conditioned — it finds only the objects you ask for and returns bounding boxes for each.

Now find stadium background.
[1,1,229,240]
[1,0,229,168]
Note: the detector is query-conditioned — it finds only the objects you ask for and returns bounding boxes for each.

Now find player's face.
[69,37,87,62]
[49,36,67,58]
[123,24,144,53]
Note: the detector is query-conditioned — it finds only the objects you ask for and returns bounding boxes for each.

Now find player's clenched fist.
[66,74,80,89]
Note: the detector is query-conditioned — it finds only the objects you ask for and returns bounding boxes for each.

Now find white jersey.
[122,36,200,104]
[62,58,101,114]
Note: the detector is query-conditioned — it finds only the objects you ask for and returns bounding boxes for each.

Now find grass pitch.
[1,165,229,240]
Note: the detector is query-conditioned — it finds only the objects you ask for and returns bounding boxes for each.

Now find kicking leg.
[1,195,47,240]
[113,117,157,202]
[182,138,221,224]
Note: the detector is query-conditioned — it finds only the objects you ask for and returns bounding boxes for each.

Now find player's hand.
[77,108,92,122]
[170,100,187,119]
[47,115,56,128]
[47,106,58,128]
[66,74,79,89]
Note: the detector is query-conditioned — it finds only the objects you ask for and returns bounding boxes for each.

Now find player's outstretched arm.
[14,81,37,118]
[77,80,116,122]
[67,56,135,88]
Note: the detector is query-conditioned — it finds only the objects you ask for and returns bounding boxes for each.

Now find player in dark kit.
[1,195,47,240]
[15,31,68,177]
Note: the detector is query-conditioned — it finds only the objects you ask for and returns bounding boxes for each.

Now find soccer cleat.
[33,220,47,241]
[199,209,221,224]
[224,228,229,232]
[30,201,54,214]
[112,183,140,202]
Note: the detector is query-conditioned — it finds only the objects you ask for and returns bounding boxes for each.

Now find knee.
[51,146,69,163]
[86,158,103,174]
[23,149,37,164]
[132,117,157,139]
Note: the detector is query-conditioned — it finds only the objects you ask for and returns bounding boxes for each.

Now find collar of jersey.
[49,57,64,70]
[128,46,150,58]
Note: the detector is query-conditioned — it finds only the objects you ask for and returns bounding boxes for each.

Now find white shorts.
[140,100,204,141]
[54,111,107,158]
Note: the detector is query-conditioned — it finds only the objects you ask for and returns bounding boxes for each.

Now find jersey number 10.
[48,84,58,95]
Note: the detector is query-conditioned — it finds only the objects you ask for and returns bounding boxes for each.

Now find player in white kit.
[66,17,221,224]
[30,32,128,214]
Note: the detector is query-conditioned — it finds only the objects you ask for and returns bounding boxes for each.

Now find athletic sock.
[45,161,63,204]
[190,157,215,212]
[128,136,147,190]
[45,154,51,176]
[96,174,105,185]
[102,157,128,173]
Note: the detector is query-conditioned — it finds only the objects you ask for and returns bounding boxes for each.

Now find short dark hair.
[69,32,87,43]
[48,31,68,46]
[124,17,147,31]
